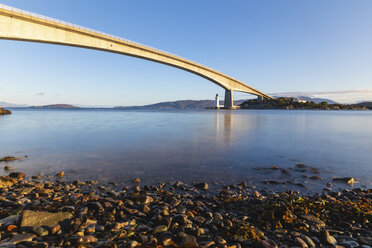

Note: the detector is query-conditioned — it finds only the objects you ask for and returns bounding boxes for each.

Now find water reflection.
[215,112,233,146]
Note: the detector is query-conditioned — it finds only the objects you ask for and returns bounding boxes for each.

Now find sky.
[0,0,372,106]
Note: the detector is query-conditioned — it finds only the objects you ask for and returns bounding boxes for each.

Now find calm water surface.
[1,109,371,192]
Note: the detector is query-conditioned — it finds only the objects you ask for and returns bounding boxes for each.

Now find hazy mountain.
[357,102,372,108]
[114,97,342,109]
[115,99,247,109]
[0,102,28,108]
[271,96,338,104]
[29,104,79,109]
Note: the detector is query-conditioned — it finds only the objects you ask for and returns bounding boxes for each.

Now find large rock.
[0,108,11,115]
[20,210,73,231]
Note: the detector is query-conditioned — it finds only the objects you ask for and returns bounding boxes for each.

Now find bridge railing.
[0,3,247,88]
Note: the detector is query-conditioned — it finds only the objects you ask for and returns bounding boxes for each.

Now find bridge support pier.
[224,89,233,109]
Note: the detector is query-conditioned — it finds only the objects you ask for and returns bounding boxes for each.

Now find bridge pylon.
[224,90,233,109]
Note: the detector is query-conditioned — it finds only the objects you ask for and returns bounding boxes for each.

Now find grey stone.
[9,233,36,244]
[0,215,19,227]
[339,241,360,248]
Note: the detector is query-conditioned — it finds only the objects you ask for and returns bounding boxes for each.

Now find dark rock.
[194,182,208,190]
[262,239,278,248]
[84,202,104,211]
[181,235,198,248]
[4,166,14,171]
[333,177,354,185]
[339,241,360,248]
[9,172,25,180]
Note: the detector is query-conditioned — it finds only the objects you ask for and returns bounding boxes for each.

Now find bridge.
[0,4,274,108]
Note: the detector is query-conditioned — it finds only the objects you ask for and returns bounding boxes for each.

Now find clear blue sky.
[1,0,371,106]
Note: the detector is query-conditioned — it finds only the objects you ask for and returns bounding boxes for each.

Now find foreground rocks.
[0,174,370,248]
[0,108,11,115]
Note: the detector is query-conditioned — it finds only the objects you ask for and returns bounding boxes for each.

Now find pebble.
[9,233,36,244]
[182,235,198,248]
[55,171,65,177]
[194,182,208,190]
[262,239,278,248]
[153,225,168,234]
[301,235,316,248]
[4,166,13,171]
[9,172,25,180]
[324,231,337,245]
[32,226,49,237]
[295,237,308,248]
[339,241,360,248]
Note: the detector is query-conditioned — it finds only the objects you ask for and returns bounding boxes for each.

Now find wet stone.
[32,226,49,237]
[194,182,208,190]
[31,242,48,248]
[84,202,104,211]
[9,172,25,181]
[295,237,308,248]
[261,239,278,248]
[77,235,98,244]
[4,166,13,171]
[324,231,337,245]
[339,241,360,248]
[9,233,36,244]
[0,215,19,227]
[333,177,355,185]
[153,225,168,234]
[182,235,198,248]
[301,235,316,248]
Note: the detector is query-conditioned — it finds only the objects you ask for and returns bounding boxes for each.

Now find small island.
[0,107,11,115]
[240,97,372,110]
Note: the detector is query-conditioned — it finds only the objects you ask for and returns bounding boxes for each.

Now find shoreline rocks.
[0,171,369,248]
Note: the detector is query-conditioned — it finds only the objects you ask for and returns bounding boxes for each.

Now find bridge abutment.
[224,90,233,109]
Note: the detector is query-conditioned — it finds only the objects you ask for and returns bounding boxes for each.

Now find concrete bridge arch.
[0,4,274,108]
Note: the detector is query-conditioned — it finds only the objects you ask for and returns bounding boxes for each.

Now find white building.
[215,94,220,109]
[294,98,307,103]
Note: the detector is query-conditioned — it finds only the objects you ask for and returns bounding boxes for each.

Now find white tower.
[215,94,220,109]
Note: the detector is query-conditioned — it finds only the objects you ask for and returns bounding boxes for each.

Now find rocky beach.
[0,157,371,248]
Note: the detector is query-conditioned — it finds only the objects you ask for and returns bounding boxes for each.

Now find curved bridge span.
[0,4,274,108]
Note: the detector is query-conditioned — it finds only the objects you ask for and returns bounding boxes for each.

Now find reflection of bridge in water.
[214,112,259,146]
[0,4,274,108]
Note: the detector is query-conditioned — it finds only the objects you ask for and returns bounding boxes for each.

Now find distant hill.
[114,97,341,110]
[357,102,372,108]
[0,102,28,108]
[29,104,79,109]
[115,99,247,109]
